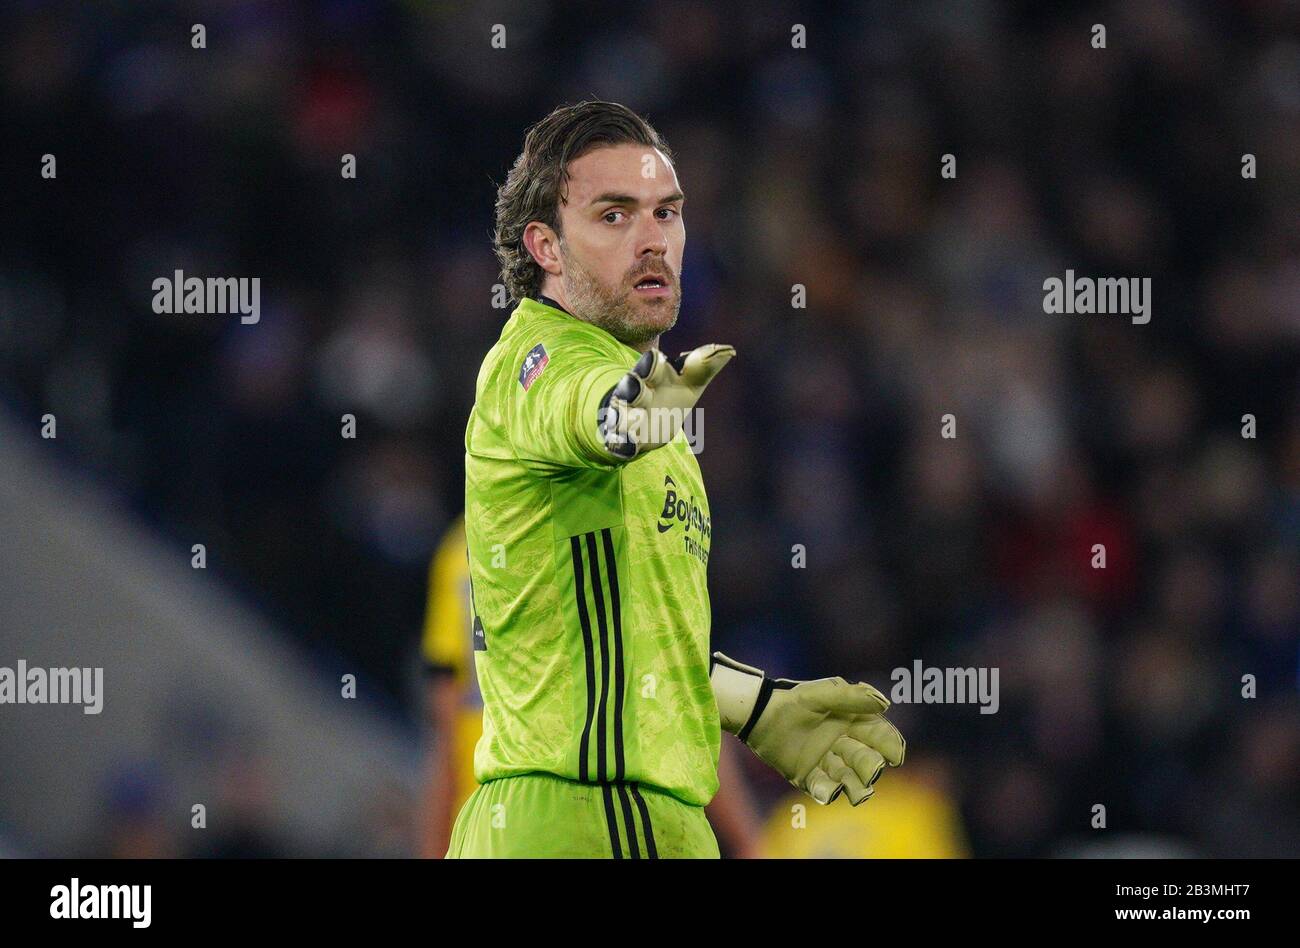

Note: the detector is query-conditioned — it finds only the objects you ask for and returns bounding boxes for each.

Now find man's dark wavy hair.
[493,101,674,303]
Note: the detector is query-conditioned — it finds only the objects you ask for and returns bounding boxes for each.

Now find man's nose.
[634,216,670,255]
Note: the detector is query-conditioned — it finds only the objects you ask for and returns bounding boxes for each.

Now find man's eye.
[603,210,625,224]
[656,207,679,220]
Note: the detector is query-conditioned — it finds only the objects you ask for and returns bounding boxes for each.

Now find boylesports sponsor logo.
[657,475,711,564]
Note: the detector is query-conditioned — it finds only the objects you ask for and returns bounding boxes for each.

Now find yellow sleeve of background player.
[421,515,471,682]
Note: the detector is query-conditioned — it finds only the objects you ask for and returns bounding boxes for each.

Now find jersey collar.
[532,294,573,317]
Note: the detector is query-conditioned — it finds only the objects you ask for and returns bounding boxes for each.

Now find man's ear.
[522,221,563,277]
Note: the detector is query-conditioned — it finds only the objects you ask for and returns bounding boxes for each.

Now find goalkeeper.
[449,101,904,859]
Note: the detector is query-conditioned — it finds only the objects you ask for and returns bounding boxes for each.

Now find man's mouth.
[633,274,671,297]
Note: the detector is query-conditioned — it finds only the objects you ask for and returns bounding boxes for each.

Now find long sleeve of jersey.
[470,298,638,474]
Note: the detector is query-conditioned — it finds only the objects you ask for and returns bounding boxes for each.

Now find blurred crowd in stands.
[1,1,1295,856]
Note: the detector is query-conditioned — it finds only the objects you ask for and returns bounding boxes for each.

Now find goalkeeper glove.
[711,652,905,805]
[599,344,735,459]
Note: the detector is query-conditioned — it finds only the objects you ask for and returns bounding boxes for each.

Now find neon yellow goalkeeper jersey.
[464,296,720,807]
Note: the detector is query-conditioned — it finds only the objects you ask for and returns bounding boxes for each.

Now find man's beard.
[560,244,680,348]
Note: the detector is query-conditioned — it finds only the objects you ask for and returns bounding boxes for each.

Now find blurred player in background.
[418,516,765,857]
[758,766,970,858]
[416,515,481,859]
